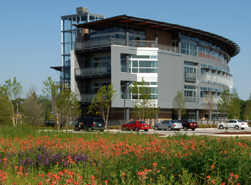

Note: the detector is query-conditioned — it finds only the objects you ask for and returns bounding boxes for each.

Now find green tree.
[204,92,215,122]
[2,77,22,127]
[87,84,116,128]
[130,78,160,122]
[21,85,45,126]
[217,88,232,129]
[229,88,241,119]
[56,89,81,130]
[173,90,186,120]
[0,86,12,124]
[42,77,61,130]
[244,93,251,121]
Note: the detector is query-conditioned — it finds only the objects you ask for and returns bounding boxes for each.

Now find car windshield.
[139,121,146,124]
[187,120,194,123]
[237,120,244,122]
[172,120,180,123]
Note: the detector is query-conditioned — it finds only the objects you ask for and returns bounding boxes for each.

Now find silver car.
[154,120,183,131]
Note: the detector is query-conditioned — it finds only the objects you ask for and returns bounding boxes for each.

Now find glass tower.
[61,7,105,88]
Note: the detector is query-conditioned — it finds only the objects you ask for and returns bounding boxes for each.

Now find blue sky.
[0,0,250,100]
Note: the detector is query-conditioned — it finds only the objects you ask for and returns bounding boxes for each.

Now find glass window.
[151,82,157,85]
[139,61,157,67]
[201,69,207,75]
[139,68,157,73]
[132,60,138,67]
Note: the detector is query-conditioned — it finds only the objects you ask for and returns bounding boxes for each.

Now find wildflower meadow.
[0,126,250,184]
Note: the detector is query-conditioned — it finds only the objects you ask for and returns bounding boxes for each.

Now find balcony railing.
[184,72,196,82]
[185,96,198,102]
[75,67,111,77]
[75,38,179,53]
[76,94,96,102]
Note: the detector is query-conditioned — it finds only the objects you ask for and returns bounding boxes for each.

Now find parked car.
[121,120,151,131]
[180,120,198,131]
[218,119,249,130]
[154,120,183,131]
[75,117,106,131]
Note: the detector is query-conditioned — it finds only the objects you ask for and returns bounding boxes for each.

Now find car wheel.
[144,129,148,131]
[135,127,139,131]
[75,127,80,131]
[192,128,195,131]
[123,126,126,131]
[88,127,92,132]
[219,125,224,129]
[154,126,159,130]
[183,127,188,131]
[235,125,239,130]
[168,126,172,131]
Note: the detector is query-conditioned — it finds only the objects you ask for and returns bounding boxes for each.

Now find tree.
[87,84,116,128]
[173,90,186,120]
[130,78,160,122]
[2,77,22,127]
[56,89,81,130]
[204,92,215,122]
[0,86,12,124]
[217,88,232,129]
[229,88,241,119]
[21,85,45,126]
[42,77,61,130]
[244,93,251,121]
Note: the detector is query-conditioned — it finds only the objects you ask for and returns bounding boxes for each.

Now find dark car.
[180,120,198,131]
[75,117,106,131]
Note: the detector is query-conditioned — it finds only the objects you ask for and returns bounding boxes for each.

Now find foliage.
[39,96,54,120]
[21,85,45,126]
[244,93,251,121]
[229,88,241,119]
[2,77,22,127]
[130,78,160,121]
[217,88,232,123]
[0,128,249,184]
[0,86,12,125]
[173,90,186,120]
[42,77,61,130]
[204,92,215,121]
[56,89,81,130]
[87,84,116,128]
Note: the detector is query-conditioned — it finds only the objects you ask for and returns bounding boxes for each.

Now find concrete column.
[196,109,199,123]
[125,29,129,46]
[87,13,90,22]
[155,114,158,126]
[126,55,129,73]
[126,108,130,123]
[154,33,158,46]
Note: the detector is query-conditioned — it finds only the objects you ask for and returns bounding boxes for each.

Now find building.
[62,8,240,125]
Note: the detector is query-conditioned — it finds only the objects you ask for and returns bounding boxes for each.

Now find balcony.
[75,67,111,79]
[75,38,178,53]
[184,72,196,82]
[185,96,198,102]
[76,94,96,103]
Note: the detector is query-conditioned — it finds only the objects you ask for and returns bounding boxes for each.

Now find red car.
[121,120,151,131]
[180,120,198,131]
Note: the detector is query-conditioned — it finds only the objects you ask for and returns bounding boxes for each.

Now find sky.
[0,0,250,100]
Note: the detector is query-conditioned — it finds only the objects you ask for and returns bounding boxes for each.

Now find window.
[181,42,197,56]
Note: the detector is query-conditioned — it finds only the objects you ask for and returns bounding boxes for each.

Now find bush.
[109,125,121,129]
[198,124,217,128]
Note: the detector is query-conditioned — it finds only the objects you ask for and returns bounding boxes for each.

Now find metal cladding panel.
[110,45,137,108]
[157,52,184,109]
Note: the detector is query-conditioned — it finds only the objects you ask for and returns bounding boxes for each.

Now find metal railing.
[185,96,198,102]
[76,94,96,102]
[75,67,111,76]
[75,38,178,53]
[184,72,196,80]
[158,44,179,53]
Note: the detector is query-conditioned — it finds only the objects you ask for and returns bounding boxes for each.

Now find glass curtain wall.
[61,13,105,88]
